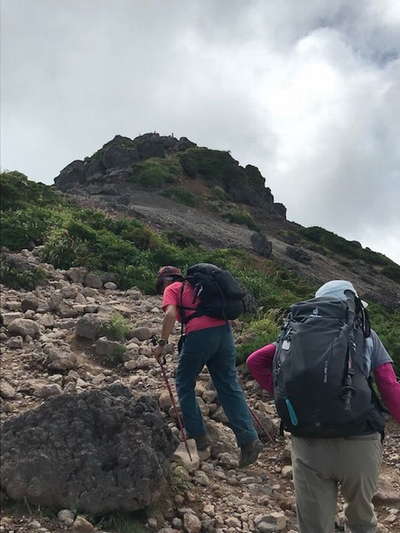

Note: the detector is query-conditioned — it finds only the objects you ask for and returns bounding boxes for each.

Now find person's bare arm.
[153,304,177,361]
[160,304,178,341]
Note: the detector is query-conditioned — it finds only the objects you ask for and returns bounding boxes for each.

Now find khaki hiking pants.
[291,433,383,533]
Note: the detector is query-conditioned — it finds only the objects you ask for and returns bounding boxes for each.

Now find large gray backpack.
[273,295,385,437]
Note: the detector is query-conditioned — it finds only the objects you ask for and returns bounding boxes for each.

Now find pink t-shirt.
[162,281,226,334]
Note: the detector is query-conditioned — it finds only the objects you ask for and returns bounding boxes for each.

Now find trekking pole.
[150,336,192,461]
[250,407,274,442]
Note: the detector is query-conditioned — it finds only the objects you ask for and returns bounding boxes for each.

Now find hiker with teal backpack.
[247,280,400,533]
[152,264,263,467]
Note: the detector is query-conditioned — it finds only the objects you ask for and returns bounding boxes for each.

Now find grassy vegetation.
[161,187,198,207]
[221,206,259,231]
[101,313,131,341]
[0,256,48,290]
[130,156,180,188]
[1,171,399,371]
[300,226,395,267]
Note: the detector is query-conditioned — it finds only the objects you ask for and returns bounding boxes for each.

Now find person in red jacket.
[247,280,400,533]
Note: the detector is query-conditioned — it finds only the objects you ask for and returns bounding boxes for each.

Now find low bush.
[381,264,400,283]
[101,313,131,341]
[236,314,280,364]
[0,258,47,290]
[221,207,259,231]
[161,187,198,207]
[130,157,180,188]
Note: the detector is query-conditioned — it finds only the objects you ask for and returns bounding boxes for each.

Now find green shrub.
[101,313,131,341]
[301,226,392,267]
[0,171,60,211]
[0,258,47,290]
[381,264,400,283]
[165,231,199,248]
[236,315,280,364]
[161,187,198,207]
[1,208,55,250]
[130,157,180,188]
[221,207,258,231]
[95,512,148,533]
[102,344,127,367]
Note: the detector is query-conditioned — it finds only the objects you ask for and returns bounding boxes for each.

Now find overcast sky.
[2,0,400,263]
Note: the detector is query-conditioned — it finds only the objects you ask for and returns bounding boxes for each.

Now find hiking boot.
[193,433,211,451]
[239,438,263,468]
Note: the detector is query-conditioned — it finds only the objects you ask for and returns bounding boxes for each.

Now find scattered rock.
[44,345,78,371]
[57,509,75,526]
[251,232,273,258]
[1,312,24,326]
[183,512,201,533]
[35,383,63,398]
[21,294,39,312]
[130,327,153,341]
[84,272,103,289]
[173,440,200,473]
[0,381,17,400]
[65,267,88,284]
[7,336,23,349]
[75,314,105,340]
[286,245,312,264]
[95,337,125,358]
[72,515,96,533]
[104,282,118,290]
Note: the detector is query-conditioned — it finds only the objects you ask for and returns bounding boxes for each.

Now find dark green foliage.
[95,512,148,533]
[301,226,393,267]
[165,231,199,248]
[178,147,239,185]
[1,208,54,250]
[161,187,198,207]
[368,303,400,373]
[0,171,60,211]
[0,258,47,290]
[236,315,280,364]
[222,207,259,230]
[381,264,400,283]
[130,157,180,188]
[101,313,131,341]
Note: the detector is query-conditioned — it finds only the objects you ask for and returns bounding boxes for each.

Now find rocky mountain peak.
[53,133,286,217]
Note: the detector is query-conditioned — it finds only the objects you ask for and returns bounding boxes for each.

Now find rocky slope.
[53,133,400,309]
[1,249,399,533]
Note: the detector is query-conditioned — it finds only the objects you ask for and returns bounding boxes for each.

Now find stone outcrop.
[53,132,286,218]
[0,385,177,513]
[54,133,197,193]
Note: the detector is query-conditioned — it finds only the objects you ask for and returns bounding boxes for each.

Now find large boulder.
[8,318,40,338]
[251,232,273,258]
[75,314,105,340]
[0,385,177,513]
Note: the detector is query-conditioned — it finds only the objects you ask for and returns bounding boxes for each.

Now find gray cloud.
[1,0,399,262]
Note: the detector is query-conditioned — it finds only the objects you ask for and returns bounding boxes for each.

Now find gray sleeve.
[370,329,393,369]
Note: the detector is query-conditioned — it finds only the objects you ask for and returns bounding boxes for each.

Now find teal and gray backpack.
[273,294,385,438]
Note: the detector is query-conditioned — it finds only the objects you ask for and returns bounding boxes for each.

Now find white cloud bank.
[1,0,399,262]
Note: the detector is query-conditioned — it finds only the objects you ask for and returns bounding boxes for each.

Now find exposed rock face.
[54,133,197,193]
[0,385,177,513]
[251,232,273,258]
[286,246,312,264]
[53,132,286,218]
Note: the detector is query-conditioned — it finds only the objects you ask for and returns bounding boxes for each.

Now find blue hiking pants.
[175,325,258,446]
